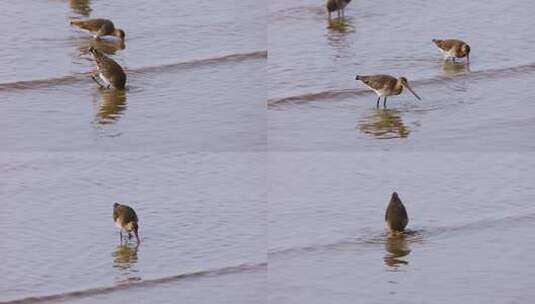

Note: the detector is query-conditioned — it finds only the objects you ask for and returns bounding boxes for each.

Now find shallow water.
[0,0,266,302]
[268,152,535,303]
[269,0,535,151]
[0,0,266,152]
[2,0,535,303]
[0,153,266,303]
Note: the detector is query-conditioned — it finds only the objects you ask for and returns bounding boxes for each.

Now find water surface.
[0,152,266,303]
[268,152,535,303]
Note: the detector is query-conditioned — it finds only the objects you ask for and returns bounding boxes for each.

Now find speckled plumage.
[432,39,470,63]
[355,74,421,107]
[89,47,126,90]
[71,18,125,40]
[113,203,140,243]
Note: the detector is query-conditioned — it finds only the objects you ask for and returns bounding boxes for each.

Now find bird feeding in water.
[355,74,422,107]
[89,47,126,90]
[326,0,352,22]
[385,192,408,234]
[432,39,470,64]
[70,18,125,41]
[113,203,140,244]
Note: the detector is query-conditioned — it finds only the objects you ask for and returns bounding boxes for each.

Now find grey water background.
[0,0,266,303]
[269,152,535,303]
[0,153,266,303]
[2,0,535,303]
[0,0,266,151]
[268,0,535,151]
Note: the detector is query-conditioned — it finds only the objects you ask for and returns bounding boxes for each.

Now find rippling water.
[269,0,535,151]
[0,0,266,152]
[269,153,535,303]
[0,0,266,303]
[2,0,535,303]
[0,153,266,303]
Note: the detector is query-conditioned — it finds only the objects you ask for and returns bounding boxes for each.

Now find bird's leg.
[328,12,331,22]
[384,96,388,108]
[128,232,132,240]
[376,96,381,108]
[120,231,123,242]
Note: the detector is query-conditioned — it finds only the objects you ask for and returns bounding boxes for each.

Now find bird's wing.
[360,75,395,91]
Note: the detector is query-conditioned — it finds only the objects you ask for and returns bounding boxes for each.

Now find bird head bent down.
[114,29,125,41]
[399,77,422,101]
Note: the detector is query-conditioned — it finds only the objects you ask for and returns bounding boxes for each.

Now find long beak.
[466,53,470,65]
[134,230,140,243]
[405,84,422,101]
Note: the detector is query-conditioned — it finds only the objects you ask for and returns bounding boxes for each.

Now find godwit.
[71,18,125,41]
[113,203,140,243]
[355,74,421,107]
[326,0,352,22]
[89,47,126,90]
[385,192,408,234]
[432,39,470,64]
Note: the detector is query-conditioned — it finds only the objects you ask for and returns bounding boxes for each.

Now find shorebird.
[355,74,421,107]
[385,192,408,234]
[326,0,352,22]
[70,18,125,41]
[432,39,470,64]
[89,47,126,90]
[113,203,140,243]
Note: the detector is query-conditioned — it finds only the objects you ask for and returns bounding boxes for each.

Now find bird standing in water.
[385,192,408,234]
[70,18,125,41]
[326,0,352,22]
[432,39,471,64]
[355,74,421,107]
[89,47,126,90]
[113,203,140,244]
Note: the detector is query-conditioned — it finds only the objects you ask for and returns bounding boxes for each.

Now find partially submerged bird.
[432,39,470,64]
[89,47,126,90]
[113,203,140,243]
[385,192,408,234]
[70,18,125,41]
[326,0,352,22]
[355,74,421,107]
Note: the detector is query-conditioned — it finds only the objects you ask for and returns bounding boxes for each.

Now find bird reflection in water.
[358,109,410,139]
[442,60,470,76]
[95,89,127,125]
[326,17,355,34]
[384,234,411,269]
[69,0,92,16]
[112,244,141,284]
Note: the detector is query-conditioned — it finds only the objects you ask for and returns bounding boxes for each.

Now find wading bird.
[71,18,125,41]
[113,203,140,244]
[326,0,352,22]
[432,39,470,64]
[89,47,126,90]
[355,74,421,107]
[385,192,408,234]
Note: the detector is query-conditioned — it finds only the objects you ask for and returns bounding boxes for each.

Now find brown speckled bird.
[326,0,352,21]
[71,18,125,41]
[113,203,140,243]
[385,192,408,234]
[432,39,471,64]
[355,74,421,107]
[89,47,126,90]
